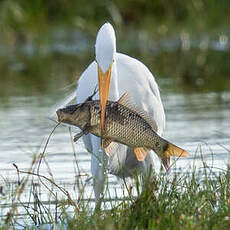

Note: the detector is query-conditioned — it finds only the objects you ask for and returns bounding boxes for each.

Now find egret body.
[76,23,165,203]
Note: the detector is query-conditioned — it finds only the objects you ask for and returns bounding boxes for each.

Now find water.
[1,86,230,229]
[0,29,230,226]
[0,90,229,184]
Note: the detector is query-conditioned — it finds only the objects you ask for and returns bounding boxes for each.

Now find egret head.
[95,22,116,130]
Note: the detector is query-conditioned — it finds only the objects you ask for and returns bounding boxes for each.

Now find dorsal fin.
[83,85,98,103]
[117,93,158,132]
[117,92,129,106]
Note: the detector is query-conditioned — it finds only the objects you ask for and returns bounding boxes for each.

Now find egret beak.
[98,64,112,131]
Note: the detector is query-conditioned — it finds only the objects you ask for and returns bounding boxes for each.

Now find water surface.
[0,29,230,223]
[0,90,229,182]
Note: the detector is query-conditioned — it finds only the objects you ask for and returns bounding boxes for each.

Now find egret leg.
[90,135,108,208]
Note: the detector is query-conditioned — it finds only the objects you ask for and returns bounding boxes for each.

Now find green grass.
[64,168,230,230]
[1,148,230,229]
[0,0,229,36]
[1,126,230,229]
[0,0,229,97]
[2,169,230,229]
[1,45,230,98]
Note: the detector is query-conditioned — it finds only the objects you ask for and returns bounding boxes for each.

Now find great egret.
[76,23,166,204]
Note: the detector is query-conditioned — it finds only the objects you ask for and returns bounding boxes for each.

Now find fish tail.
[162,142,189,172]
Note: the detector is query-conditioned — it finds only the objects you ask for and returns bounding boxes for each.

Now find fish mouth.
[56,109,65,122]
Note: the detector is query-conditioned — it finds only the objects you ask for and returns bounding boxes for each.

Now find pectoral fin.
[73,131,84,142]
[103,138,112,149]
[73,125,91,142]
[134,147,148,161]
[162,156,170,173]
[103,139,119,156]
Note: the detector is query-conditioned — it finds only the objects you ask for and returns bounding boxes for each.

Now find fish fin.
[162,156,170,173]
[117,93,158,132]
[102,138,112,149]
[117,92,130,106]
[74,125,91,142]
[164,142,189,158]
[104,141,119,155]
[73,132,84,142]
[161,143,188,172]
[83,85,98,103]
[134,147,148,161]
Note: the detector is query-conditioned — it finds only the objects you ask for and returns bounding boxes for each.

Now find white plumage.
[76,23,165,203]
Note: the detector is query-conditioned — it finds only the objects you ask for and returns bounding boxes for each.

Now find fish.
[56,93,189,172]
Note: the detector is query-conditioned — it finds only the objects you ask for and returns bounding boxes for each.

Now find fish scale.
[89,101,159,150]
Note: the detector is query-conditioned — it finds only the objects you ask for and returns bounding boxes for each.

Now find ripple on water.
[0,91,230,206]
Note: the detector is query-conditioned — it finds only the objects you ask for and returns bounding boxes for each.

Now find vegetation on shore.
[0,0,230,97]
[0,126,229,229]
[0,2,230,227]
[1,161,230,229]
[1,0,229,36]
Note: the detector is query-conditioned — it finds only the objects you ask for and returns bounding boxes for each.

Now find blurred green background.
[0,0,229,97]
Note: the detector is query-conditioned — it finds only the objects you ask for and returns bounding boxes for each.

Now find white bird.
[76,23,165,204]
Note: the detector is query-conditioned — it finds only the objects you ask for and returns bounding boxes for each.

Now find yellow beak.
[98,64,112,131]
